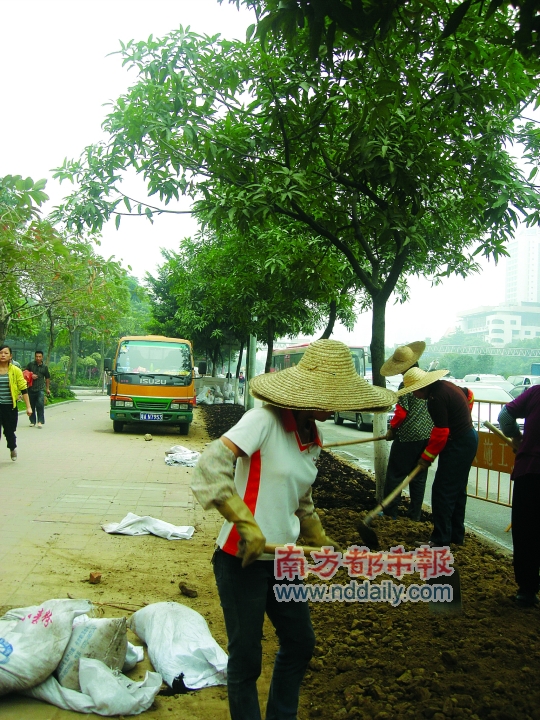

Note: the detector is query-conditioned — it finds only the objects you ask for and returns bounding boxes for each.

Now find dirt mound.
[199,406,540,720]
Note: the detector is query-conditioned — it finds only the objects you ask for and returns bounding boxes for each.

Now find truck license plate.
[140,413,163,421]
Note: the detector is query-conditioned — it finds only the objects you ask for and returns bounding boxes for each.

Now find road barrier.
[468,401,513,506]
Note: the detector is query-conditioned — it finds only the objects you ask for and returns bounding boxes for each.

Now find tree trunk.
[370,294,387,389]
[46,309,55,365]
[70,328,80,384]
[370,293,389,500]
[0,298,11,345]
[211,346,219,377]
[264,320,274,374]
[235,340,244,378]
[319,299,337,339]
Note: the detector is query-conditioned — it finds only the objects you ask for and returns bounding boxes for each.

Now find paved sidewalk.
[0,397,219,610]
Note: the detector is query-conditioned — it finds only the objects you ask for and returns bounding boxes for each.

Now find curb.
[18,399,81,416]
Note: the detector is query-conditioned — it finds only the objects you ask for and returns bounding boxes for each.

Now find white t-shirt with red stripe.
[218,405,322,558]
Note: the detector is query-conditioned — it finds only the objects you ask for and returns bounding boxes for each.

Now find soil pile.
[200,405,540,720]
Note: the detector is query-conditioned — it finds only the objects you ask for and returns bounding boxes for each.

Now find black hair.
[0,344,13,355]
[35,350,44,355]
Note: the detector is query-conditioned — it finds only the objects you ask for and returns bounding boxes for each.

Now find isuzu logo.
[140,377,167,385]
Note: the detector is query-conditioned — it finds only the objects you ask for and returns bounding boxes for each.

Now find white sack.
[0,599,92,695]
[123,642,145,673]
[164,445,200,467]
[196,387,214,405]
[23,658,161,716]
[56,617,128,692]
[129,602,227,690]
[102,512,195,540]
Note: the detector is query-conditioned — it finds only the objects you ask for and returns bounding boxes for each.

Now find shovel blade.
[356,520,380,550]
[427,567,462,615]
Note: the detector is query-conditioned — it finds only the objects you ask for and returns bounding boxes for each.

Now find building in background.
[456,227,540,346]
[505,226,540,305]
[458,303,540,345]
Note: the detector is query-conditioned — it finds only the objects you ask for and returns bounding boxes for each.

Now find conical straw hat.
[249,339,397,412]
[397,367,449,397]
[380,341,426,376]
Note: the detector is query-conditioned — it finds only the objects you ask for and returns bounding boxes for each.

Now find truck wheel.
[334,412,344,425]
[113,420,124,433]
[179,423,190,435]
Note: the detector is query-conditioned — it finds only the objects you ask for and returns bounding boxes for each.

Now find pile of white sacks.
[0,599,227,715]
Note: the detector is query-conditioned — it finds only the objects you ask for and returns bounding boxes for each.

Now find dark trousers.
[0,404,18,450]
[383,438,429,520]
[29,390,45,425]
[430,428,478,546]
[512,474,540,595]
[213,549,315,720]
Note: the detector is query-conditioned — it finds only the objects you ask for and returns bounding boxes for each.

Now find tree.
[53,9,540,387]
[147,224,356,372]
[238,0,540,61]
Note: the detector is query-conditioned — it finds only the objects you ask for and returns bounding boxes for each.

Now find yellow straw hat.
[249,339,397,412]
[397,367,449,397]
[380,341,426,376]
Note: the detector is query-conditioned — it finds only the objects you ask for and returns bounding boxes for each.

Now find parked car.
[509,378,540,399]
[468,384,524,431]
[461,374,514,393]
[507,375,540,387]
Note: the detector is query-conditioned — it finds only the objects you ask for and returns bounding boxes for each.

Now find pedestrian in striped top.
[0,344,32,461]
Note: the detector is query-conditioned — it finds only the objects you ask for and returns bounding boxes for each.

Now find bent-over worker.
[381,342,433,521]
[398,368,477,547]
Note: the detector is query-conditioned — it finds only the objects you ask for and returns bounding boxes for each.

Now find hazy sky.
[1,0,509,346]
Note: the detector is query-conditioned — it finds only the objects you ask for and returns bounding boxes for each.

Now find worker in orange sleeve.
[398,368,478,547]
[381,343,433,521]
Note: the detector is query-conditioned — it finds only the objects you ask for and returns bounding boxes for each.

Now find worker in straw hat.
[191,339,395,720]
[380,342,433,521]
[398,368,477,548]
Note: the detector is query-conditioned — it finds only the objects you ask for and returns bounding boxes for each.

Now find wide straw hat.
[380,341,426,376]
[397,367,449,397]
[249,339,397,412]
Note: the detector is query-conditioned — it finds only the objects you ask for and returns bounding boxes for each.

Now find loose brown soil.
[201,405,540,720]
[3,405,538,720]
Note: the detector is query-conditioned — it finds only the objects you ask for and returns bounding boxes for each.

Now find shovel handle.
[483,421,514,448]
[264,543,326,555]
[363,464,424,526]
[323,435,386,449]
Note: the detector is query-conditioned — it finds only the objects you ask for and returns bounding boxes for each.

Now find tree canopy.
[53,0,540,384]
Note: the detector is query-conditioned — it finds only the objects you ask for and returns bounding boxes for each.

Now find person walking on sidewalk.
[26,350,50,428]
[380,342,433,521]
[0,345,32,461]
[191,340,396,720]
[498,385,540,608]
[398,368,477,547]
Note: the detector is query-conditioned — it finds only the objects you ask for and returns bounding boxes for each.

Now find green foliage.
[238,0,540,61]
[48,363,76,398]
[52,5,540,384]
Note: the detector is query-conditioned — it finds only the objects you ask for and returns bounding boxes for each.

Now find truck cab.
[105,335,195,434]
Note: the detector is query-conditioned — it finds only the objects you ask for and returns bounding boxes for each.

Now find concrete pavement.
[0,395,219,611]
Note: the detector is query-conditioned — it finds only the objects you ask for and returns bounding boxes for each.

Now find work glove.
[385,427,395,441]
[417,457,431,470]
[300,514,342,552]
[214,494,266,567]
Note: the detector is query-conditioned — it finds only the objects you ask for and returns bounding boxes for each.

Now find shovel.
[482,421,514,447]
[323,435,386,449]
[356,465,424,549]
